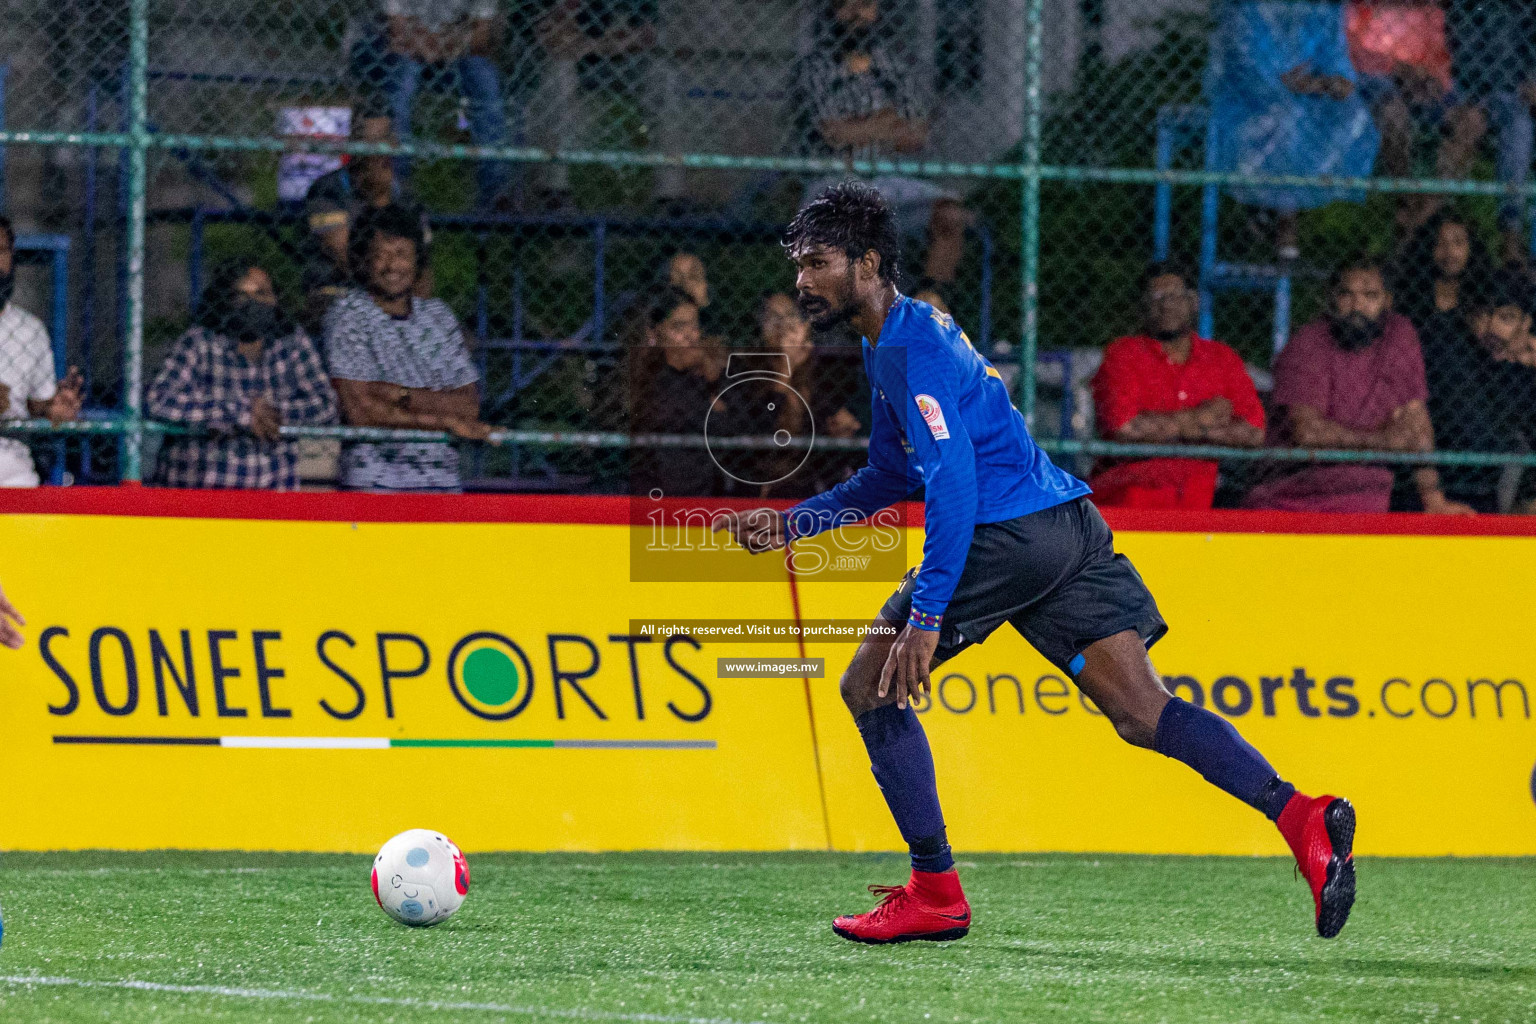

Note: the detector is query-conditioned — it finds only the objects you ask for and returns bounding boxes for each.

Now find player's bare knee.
[839,658,882,716]
[838,669,864,714]
[1108,708,1158,749]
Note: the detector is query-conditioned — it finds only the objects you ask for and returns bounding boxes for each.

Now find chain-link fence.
[3,0,1536,509]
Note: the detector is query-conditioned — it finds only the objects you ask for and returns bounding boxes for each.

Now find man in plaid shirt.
[147,262,338,489]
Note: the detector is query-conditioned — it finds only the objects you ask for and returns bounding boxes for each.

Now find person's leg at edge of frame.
[1072,630,1357,938]
[457,55,512,209]
[1490,90,1534,263]
[384,51,424,189]
[830,618,971,945]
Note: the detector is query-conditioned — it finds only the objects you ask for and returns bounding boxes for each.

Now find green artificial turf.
[0,851,1531,1023]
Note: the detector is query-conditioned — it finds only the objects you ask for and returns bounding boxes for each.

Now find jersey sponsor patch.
[915,394,950,440]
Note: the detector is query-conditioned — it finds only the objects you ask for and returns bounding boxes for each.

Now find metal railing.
[5,0,1536,502]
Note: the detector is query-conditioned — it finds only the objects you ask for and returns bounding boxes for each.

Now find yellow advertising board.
[0,504,825,853]
[1,493,1533,856]
[798,523,1536,858]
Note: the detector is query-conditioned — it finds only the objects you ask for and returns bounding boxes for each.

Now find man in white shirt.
[0,216,83,486]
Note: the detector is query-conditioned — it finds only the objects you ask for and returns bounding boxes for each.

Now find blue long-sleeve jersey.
[784,295,1089,629]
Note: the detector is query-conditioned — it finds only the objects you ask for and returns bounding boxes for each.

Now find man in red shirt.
[1090,264,1266,509]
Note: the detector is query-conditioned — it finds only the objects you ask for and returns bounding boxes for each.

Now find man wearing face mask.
[0,216,83,487]
[1415,268,1536,513]
[1089,263,1266,509]
[147,261,339,489]
[1244,257,1460,514]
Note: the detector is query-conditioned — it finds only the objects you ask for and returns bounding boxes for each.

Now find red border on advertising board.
[2,487,1536,536]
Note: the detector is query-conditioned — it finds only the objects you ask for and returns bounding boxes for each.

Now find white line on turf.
[0,975,776,1024]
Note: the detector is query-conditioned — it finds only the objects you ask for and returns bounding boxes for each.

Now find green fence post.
[1020,0,1043,430]
[122,0,149,483]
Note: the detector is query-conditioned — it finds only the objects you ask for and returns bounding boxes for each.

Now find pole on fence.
[122,0,149,483]
[1019,0,1044,430]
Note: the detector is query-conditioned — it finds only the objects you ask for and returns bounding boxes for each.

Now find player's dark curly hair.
[782,181,902,285]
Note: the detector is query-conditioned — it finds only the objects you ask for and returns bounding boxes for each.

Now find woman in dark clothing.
[748,292,865,500]
[627,286,723,498]
[1392,210,1494,330]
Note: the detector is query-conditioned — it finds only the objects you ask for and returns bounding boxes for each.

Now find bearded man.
[1244,257,1465,514]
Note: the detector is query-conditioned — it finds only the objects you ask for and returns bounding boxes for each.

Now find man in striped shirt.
[327,204,493,492]
[794,0,970,294]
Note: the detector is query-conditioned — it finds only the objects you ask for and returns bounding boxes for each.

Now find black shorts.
[879,497,1168,675]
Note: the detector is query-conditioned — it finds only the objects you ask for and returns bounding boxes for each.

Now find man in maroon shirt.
[1090,264,1265,508]
[1244,258,1473,514]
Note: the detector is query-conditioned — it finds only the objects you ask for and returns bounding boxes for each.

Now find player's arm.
[780,383,917,542]
[714,387,914,554]
[880,349,979,710]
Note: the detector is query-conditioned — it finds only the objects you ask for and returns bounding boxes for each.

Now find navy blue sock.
[1153,698,1295,820]
[855,703,954,873]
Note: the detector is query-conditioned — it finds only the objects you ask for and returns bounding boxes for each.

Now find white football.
[371,828,470,927]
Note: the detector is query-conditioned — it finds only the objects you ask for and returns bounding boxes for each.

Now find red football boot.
[832,869,971,945]
[1277,793,1356,938]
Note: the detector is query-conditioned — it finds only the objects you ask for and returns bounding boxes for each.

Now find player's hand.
[0,583,26,650]
[712,507,787,554]
[878,624,939,711]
